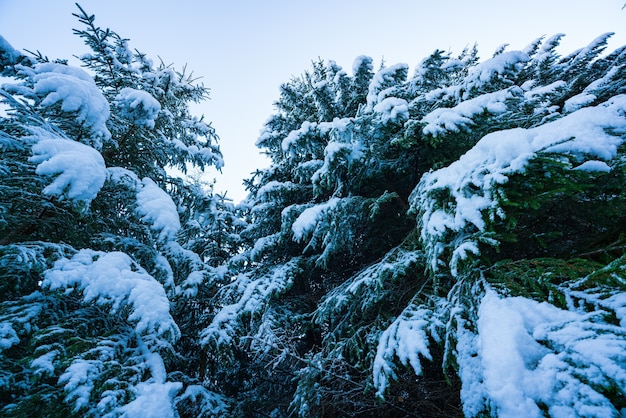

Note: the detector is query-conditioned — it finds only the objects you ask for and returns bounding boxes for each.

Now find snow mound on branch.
[366,63,408,109]
[281,118,352,155]
[0,322,19,351]
[31,350,58,376]
[464,51,529,93]
[107,170,181,244]
[136,178,181,243]
[115,87,161,129]
[42,249,180,342]
[414,95,626,274]
[281,121,317,152]
[32,63,111,147]
[573,160,611,173]
[29,136,107,205]
[373,97,409,124]
[352,55,373,76]
[460,288,626,418]
[291,198,340,241]
[422,87,521,137]
[119,380,182,418]
[564,93,597,113]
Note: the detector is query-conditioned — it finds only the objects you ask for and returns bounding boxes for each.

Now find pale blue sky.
[1,0,625,202]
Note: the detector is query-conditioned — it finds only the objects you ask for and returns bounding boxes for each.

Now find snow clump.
[29,136,107,205]
[114,87,161,129]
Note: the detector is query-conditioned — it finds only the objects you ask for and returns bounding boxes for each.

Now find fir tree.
[0,6,231,417]
[208,35,626,417]
[3,6,626,417]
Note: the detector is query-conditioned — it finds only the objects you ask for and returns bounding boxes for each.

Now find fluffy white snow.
[42,249,180,342]
[522,80,566,99]
[0,322,19,351]
[373,97,409,124]
[366,63,408,109]
[415,95,626,274]
[291,197,340,241]
[115,87,161,129]
[463,51,529,96]
[460,288,626,418]
[31,350,59,376]
[107,169,181,244]
[136,178,181,243]
[118,380,182,418]
[564,93,597,113]
[31,63,111,147]
[29,136,107,205]
[422,87,521,137]
[118,336,182,418]
[573,160,612,173]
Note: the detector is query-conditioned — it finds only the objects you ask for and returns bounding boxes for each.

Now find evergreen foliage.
[207,34,626,417]
[0,6,233,417]
[2,6,626,418]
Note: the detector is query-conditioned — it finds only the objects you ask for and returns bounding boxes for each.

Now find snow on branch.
[421,86,522,137]
[200,259,299,351]
[174,385,230,417]
[459,287,626,417]
[59,358,103,412]
[117,365,182,417]
[29,135,107,205]
[373,97,409,124]
[291,198,340,242]
[463,51,529,95]
[373,303,442,397]
[107,168,178,245]
[114,87,161,129]
[281,121,318,154]
[0,322,19,351]
[136,178,181,244]
[42,249,180,344]
[30,63,111,147]
[366,63,408,109]
[281,117,353,158]
[413,95,626,275]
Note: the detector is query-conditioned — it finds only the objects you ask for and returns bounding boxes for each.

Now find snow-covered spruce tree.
[0,7,233,417]
[208,35,626,416]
